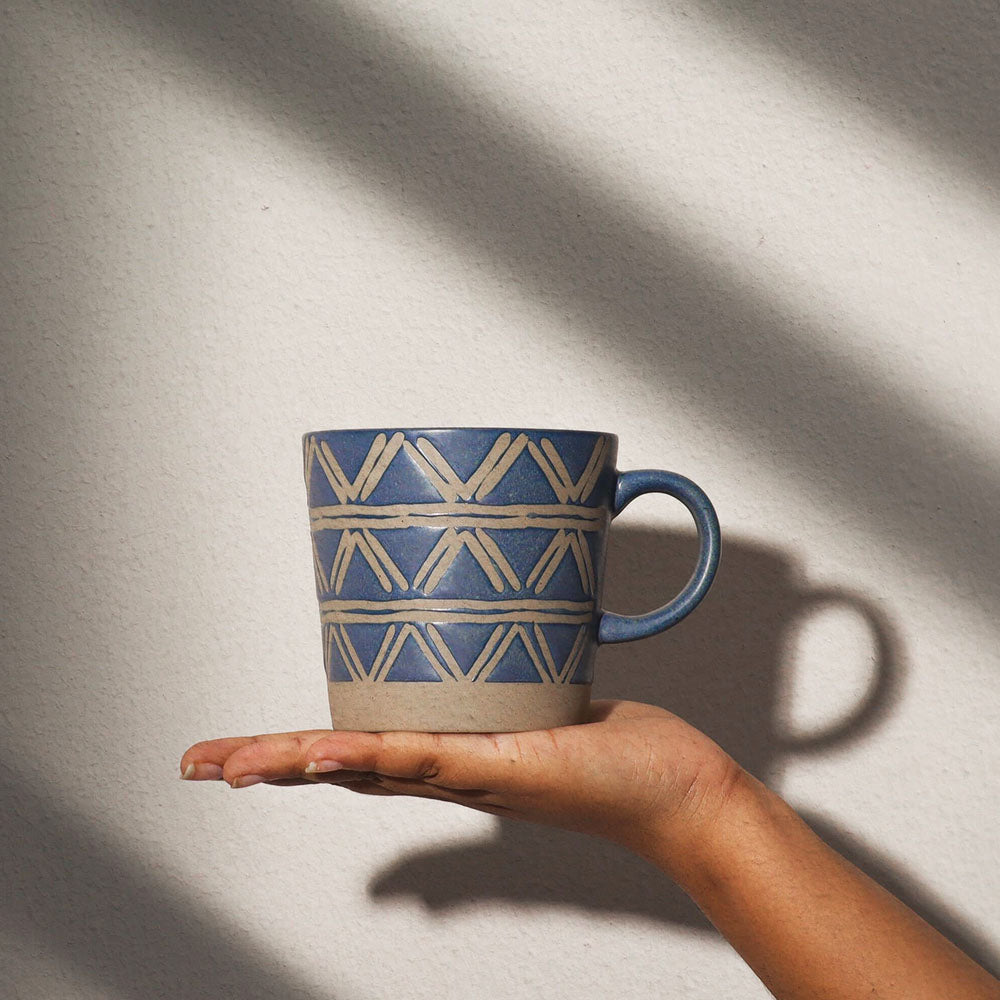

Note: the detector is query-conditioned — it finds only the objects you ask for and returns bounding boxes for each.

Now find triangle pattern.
[533,545,590,600]
[421,543,511,599]
[364,443,449,505]
[333,434,382,482]
[308,452,341,507]
[477,447,559,505]
[312,530,343,592]
[484,527,557,585]
[415,430,509,482]
[324,627,355,682]
[536,624,585,676]
[383,631,445,682]
[484,630,544,683]
[569,649,595,684]
[341,624,394,677]
[430,624,504,676]
[545,435,603,483]
[339,544,397,595]
[375,526,448,586]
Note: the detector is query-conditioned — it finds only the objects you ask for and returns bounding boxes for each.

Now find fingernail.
[231,774,266,788]
[304,760,344,774]
[181,763,224,781]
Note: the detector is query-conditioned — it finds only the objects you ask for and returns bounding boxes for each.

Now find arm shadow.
[367,525,998,976]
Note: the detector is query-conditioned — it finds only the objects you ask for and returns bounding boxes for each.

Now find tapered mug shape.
[303,427,719,732]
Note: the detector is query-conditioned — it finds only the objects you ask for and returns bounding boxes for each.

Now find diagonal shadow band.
[91,0,1000,620]
[0,762,336,1000]
[367,526,997,976]
[689,0,1000,193]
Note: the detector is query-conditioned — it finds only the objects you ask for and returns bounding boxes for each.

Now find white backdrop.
[3,1,998,998]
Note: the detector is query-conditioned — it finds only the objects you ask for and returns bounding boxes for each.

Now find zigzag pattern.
[402,433,529,502]
[305,432,609,507]
[527,437,608,503]
[305,430,610,683]
[524,529,596,595]
[305,432,404,503]
[412,527,520,594]
[324,621,589,684]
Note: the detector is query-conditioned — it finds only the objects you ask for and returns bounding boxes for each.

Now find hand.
[180,700,743,860]
[180,704,1000,999]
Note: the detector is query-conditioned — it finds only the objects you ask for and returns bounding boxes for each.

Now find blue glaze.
[303,428,718,685]
[597,470,720,644]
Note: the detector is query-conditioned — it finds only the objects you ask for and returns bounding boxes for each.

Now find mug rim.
[302,426,618,442]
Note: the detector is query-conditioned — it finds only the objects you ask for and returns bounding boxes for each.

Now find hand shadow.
[368,526,998,975]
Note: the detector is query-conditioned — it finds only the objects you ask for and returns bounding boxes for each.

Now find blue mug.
[303,427,720,732]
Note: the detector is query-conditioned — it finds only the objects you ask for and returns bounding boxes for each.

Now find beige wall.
[3,1,998,997]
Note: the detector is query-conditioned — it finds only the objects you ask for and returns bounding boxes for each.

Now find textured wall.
[2,1,998,997]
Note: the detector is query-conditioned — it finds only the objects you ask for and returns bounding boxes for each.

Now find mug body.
[303,427,618,731]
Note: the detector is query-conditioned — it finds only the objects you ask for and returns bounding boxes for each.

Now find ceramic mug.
[302,427,720,732]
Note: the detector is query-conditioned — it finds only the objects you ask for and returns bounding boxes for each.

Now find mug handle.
[598,470,721,644]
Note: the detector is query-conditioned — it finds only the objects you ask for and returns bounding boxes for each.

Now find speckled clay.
[302,427,720,732]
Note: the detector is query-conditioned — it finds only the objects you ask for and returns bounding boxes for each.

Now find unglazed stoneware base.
[328,681,592,733]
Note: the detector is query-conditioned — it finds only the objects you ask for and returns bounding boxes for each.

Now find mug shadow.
[367,525,999,975]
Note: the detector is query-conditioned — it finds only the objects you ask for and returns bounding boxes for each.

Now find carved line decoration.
[323,620,590,684]
[304,432,610,508]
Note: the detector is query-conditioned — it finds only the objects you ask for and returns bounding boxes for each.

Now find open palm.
[181,699,741,857]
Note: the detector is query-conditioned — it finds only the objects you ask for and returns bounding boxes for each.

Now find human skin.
[180,700,1000,1000]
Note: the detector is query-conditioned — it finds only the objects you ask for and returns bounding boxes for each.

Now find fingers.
[300,729,527,793]
[220,731,345,787]
[180,737,258,780]
[179,716,600,810]
[337,775,516,817]
[178,727,510,798]
[179,730,333,784]
[180,703,652,784]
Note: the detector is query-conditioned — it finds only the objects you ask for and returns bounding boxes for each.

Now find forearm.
[651,772,1000,1000]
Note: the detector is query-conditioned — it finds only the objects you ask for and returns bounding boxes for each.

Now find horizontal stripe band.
[312,515,603,531]
[309,502,606,532]
[321,611,595,624]
[319,598,594,613]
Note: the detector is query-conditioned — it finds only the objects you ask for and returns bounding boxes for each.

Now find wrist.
[638,765,787,893]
